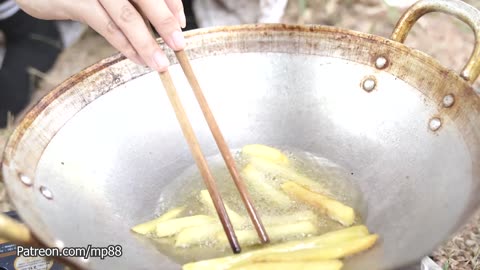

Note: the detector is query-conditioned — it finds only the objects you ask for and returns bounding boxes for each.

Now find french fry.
[241,164,293,207]
[182,226,369,270]
[175,223,222,247]
[241,144,290,165]
[262,210,317,226]
[131,206,185,235]
[217,221,318,247]
[175,211,318,248]
[199,190,245,226]
[260,225,369,253]
[281,181,355,226]
[249,157,331,196]
[230,260,343,270]
[254,234,379,262]
[156,215,215,238]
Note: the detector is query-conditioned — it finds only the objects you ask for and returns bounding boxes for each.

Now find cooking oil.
[148,147,366,264]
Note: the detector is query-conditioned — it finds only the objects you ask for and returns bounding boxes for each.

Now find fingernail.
[153,51,170,71]
[178,11,187,28]
[171,31,186,50]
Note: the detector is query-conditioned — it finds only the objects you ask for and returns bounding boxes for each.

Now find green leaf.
[442,261,449,270]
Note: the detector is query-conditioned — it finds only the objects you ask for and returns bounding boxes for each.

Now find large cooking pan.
[1,0,480,269]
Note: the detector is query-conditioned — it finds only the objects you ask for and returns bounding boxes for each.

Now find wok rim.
[1,23,479,269]
[3,23,479,166]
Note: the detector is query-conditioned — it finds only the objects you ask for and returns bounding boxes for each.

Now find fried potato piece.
[175,210,318,248]
[241,164,293,207]
[242,144,290,165]
[254,234,379,262]
[262,210,317,226]
[249,157,331,196]
[175,223,222,247]
[259,225,369,253]
[131,206,185,235]
[217,221,318,247]
[281,181,355,226]
[156,215,215,238]
[182,226,369,270]
[231,260,343,270]
[199,190,245,226]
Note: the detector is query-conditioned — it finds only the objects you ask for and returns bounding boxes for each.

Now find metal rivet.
[40,186,54,200]
[19,174,33,186]
[375,56,388,69]
[429,118,442,131]
[362,78,376,92]
[442,94,455,108]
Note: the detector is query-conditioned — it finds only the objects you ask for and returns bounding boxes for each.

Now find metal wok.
[2,0,480,269]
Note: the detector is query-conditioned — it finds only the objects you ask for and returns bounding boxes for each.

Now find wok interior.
[29,52,474,270]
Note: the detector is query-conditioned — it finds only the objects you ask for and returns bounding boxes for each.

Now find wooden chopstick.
[175,51,270,244]
[158,71,241,253]
[133,5,269,250]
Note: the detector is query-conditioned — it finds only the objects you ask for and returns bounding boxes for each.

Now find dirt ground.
[1,0,480,269]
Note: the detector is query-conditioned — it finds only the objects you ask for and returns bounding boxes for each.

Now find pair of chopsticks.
[134,7,269,253]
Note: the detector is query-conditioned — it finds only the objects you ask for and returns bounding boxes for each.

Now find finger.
[165,0,186,28]
[98,0,170,71]
[75,1,145,66]
[132,0,186,51]
[15,0,71,20]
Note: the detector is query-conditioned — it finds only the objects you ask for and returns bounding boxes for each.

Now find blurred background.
[0,0,479,269]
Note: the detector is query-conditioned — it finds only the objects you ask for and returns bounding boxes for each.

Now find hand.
[15,0,187,71]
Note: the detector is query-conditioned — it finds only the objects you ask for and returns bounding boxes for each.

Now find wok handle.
[391,0,480,84]
[0,213,39,246]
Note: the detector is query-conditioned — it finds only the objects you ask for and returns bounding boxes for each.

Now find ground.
[0,0,479,269]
